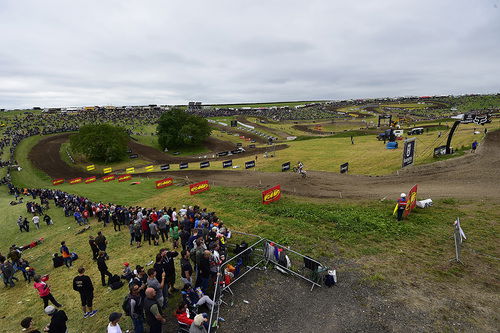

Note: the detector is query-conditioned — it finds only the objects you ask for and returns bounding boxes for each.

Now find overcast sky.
[0,0,499,109]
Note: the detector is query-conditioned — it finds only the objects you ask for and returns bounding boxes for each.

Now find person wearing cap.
[189,313,208,333]
[122,262,133,280]
[72,267,97,318]
[20,316,41,333]
[107,312,123,333]
[44,305,68,333]
[396,193,408,221]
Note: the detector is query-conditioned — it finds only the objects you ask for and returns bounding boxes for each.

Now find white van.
[393,130,404,137]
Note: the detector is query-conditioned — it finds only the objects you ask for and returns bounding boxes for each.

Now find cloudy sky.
[0,0,499,109]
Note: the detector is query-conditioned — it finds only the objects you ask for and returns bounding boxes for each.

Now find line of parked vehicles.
[377,127,424,141]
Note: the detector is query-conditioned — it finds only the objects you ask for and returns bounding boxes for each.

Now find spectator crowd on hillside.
[1,180,232,333]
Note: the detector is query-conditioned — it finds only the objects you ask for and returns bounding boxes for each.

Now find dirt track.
[29,131,500,200]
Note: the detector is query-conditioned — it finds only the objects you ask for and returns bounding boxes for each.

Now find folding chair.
[177,321,190,333]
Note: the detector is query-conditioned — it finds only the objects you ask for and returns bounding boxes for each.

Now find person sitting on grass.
[20,316,42,333]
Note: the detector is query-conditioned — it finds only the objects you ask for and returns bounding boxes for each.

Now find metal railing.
[207,230,328,332]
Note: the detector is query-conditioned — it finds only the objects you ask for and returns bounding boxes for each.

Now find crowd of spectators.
[2,181,230,333]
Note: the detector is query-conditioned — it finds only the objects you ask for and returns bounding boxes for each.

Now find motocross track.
[29,131,500,200]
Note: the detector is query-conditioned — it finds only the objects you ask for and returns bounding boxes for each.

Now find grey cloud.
[0,0,499,109]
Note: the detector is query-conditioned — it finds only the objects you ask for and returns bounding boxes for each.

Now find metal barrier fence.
[207,231,328,332]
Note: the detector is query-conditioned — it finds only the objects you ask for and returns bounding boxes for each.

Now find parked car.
[408,127,424,135]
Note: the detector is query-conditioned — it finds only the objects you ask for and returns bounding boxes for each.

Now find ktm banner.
[404,184,418,217]
[85,176,97,184]
[126,167,135,174]
[190,180,209,195]
[52,178,64,185]
[103,167,112,174]
[155,177,173,189]
[262,185,281,205]
[86,165,95,171]
[69,177,82,185]
[102,174,116,182]
[118,174,132,182]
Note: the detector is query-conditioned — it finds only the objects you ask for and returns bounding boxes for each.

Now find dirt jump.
[29,131,500,200]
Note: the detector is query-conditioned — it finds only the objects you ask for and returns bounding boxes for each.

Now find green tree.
[157,108,212,149]
[69,124,129,163]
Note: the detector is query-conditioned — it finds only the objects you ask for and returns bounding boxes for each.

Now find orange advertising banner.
[118,174,132,182]
[262,185,281,204]
[189,180,210,195]
[52,178,64,186]
[155,177,173,189]
[69,177,82,185]
[102,174,116,182]
[85,176,97,184]
[404,184,418,217]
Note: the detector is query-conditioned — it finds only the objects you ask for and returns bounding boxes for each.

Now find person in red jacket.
[174,302,193,326]
[33,274,62,310]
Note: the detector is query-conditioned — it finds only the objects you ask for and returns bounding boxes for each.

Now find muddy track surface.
[29,131,500,200]
[29,133,287,177]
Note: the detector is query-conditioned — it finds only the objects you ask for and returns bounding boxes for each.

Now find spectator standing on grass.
[23,217,30,231]
[196,251,211,293]
[97,251,113,286]
[33,275,62,310]
[112,212,121,232]
[1,257,17,287]
[180,250,194,286]
[134,222,142,248]
[396,193,407,221]
[44,305,68,333]
[157,214,169,243]
[17,216,25,232]
[95,231,108,257]
[72,267,97,318]
[471,140,478,153]
[160,248,179,294]
[59,241,72,268]
[126,283,145,333]
[128,222,135,246]
[20,316,42,333]
[32,214,40,230]
[141,217,151,245]
[149,220,159,246]
[144,287,166,333]
[107,312,123,333]
[169,224,179,249]
[146,268,166,308]
[89,236,99,261]
[179,226,190,251]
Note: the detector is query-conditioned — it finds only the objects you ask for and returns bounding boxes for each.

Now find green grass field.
[1,179,498,332]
